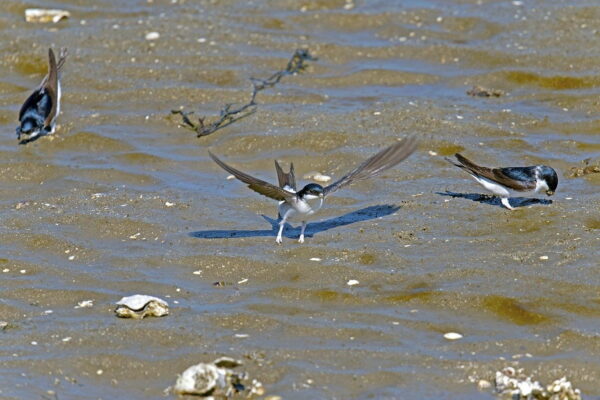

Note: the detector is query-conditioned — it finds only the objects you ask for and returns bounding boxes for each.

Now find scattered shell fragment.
[443,332,463,340]
[25,9,70,23]
[174,357,255,397]
[494,367,582,400]
[467,85,503,97]
[15,201,29,209]
[539,255,549,260]
[303,172,331,183]
[115,294,169,319]
[0,321,8,330]
[346,279,359,286]
[309,257,321,262]
[477,379,491,390]
[75,300,94,309]
[569,158,600,177]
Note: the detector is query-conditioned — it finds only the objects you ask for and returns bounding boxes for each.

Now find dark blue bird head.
[539,166,558,195]
[19,119,36,134]
[298,183,324,199]
[17,108,45,139]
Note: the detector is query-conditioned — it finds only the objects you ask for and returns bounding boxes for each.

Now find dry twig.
[172,49,316,137]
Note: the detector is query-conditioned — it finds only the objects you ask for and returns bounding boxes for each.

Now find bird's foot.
[298,234,304,244]
[275,235,283,244]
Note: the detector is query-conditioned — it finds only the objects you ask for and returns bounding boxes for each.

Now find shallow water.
[0,0,599,399]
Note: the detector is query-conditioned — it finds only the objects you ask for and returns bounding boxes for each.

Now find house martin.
[209,135,417,243]
[16,48,68,143]
[445,153,558,210]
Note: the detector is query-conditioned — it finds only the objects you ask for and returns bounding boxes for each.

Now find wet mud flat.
[0,0,599,399]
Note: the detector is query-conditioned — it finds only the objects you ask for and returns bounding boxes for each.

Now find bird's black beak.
[546,190,554,196]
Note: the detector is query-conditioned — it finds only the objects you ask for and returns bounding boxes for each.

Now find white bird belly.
[278,197,323,222]
[472,175,511,197]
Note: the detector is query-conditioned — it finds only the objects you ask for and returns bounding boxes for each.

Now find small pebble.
[428,150,438,156]
[234,333,249,338]
[165,201,175,207]
[310,257,321,262]
[539,256,549,260]
[20,269,26,274]
[444,332,463,340]
[346,279,359,286]
[145,32,160,40]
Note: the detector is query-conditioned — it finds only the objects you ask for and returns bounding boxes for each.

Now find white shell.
[25,9,71,23]
[174,358,246,396]
[174,363,224,395]
[115,294,169,319]
[302,172,331,183]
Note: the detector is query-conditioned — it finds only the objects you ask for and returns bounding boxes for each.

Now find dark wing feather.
[323,135,417,197]
[274,160,296,190]
[446,153,536,191]
[42,48,58,127]
[209,151,294,201]
[495,166,537,190]
[18,89,45,121]
[56,48,68,75]
[19,49,58,123]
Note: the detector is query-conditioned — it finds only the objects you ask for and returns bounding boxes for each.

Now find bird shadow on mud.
[189,204,401,240]
[436,191,552,209]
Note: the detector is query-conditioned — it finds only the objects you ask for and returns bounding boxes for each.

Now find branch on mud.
[171,48,317,137]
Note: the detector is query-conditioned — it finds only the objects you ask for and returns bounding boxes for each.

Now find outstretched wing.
[274,160,296,190]
[209,151,295,201]
[19,49,60,124]
[323,135,417,197]
[446,153,536,191]
[42,48,59,127]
